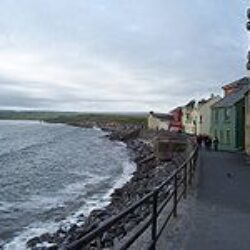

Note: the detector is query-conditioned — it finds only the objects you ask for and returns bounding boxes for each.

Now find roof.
[213,83,249,108]
[149,112,173,120]
[222,77,250,90]
[169,107,182,113]
[198,95,221,107]
[184,100,195,108]
[198,99,208,105]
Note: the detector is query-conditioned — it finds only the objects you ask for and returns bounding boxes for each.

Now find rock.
[27,236,43,248]
[102,232,114,248]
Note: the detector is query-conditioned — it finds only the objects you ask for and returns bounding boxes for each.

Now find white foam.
[11,175,103,212]
[114,141,127,147]
[93,126,102,132]
[108,161,135,194]
[35,242,57,248]
[3,198,111,250]
[4,221,59,250]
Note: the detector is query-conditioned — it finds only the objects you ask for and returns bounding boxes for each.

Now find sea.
[0,120,135,249]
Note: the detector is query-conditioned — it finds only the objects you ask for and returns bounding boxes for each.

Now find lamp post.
[247,8,250,70]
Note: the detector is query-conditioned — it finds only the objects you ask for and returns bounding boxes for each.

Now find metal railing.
[66,146,198,250]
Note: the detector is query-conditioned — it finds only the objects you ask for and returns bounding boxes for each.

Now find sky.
[0,0,249,112]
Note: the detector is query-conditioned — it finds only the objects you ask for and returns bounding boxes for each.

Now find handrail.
[65,146,198,250]
[66,192,153,249]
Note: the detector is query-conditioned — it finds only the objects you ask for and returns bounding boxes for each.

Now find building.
[182,100,197,134]
[181,95,221,136]
[245,87,250,155]
[211,77,249,151]
[169,107,183,132]
[148,111,173,131]
[196,95,221,136]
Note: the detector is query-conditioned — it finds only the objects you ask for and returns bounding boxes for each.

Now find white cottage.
[196,94,221,136]
[182,95,221,136]
[148,111,173,130]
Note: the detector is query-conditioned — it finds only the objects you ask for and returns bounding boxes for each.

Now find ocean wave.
[0,124,80,159]
[0,136,6,141]
[3,160,136,250]
[1,122,135,250]
[3,221,60,250]
[0,201,13,212]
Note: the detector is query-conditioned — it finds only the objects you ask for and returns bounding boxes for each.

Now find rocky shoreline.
[26,122,191,250]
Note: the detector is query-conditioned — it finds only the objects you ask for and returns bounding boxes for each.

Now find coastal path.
[157,150,250,250]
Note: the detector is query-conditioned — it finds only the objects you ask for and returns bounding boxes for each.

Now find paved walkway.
[158,150,250,250]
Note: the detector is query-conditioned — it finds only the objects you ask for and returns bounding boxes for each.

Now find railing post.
[188,160,193,186]
[184,164,187,199]
[173,173,178,217]
[193,149,197,172]
[96,235,102,250]
[151,190,158,250]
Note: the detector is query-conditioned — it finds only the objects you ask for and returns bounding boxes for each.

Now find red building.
[169,107,183,132]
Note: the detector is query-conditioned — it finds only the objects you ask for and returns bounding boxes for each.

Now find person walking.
[196,135,202,148]
[213,136,219,151]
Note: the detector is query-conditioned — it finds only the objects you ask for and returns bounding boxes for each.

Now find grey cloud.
[0,0,248,111]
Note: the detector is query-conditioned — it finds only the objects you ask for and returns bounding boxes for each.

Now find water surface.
[0,120,134,249]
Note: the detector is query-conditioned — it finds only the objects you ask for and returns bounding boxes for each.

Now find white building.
[182,95,221,136]
[148,111,173,130]
[196,95,221,136]
[182,100,196,134]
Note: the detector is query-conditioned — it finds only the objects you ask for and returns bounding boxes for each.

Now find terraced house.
[211,77,249,151]
[196,94,221,136]
[181,95,221,136]
[182,100,196,134]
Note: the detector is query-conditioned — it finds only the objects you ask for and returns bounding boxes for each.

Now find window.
[226,129,230,144]
[214,129,217,138]
[199,115,202,124]
[224,108,230,121]
[214,109,219,123]
[220,130,224,144]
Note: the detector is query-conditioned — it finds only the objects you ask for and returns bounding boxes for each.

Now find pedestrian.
[213,136,219,151]
[196,135,202,148]
[205,136,212,150]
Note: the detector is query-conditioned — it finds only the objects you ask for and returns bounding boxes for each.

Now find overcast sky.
[0,0,249,112]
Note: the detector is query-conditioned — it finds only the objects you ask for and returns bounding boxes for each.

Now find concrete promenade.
[158,150,250,250]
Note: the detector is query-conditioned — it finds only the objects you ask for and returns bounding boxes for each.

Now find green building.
[211,77,249,151]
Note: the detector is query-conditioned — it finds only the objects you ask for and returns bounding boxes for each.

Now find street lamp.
[247,51,250,71]
[247,8,250,70]
[247,8,250,30]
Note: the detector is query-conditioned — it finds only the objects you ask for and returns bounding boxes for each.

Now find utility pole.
[246,8,250,156]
